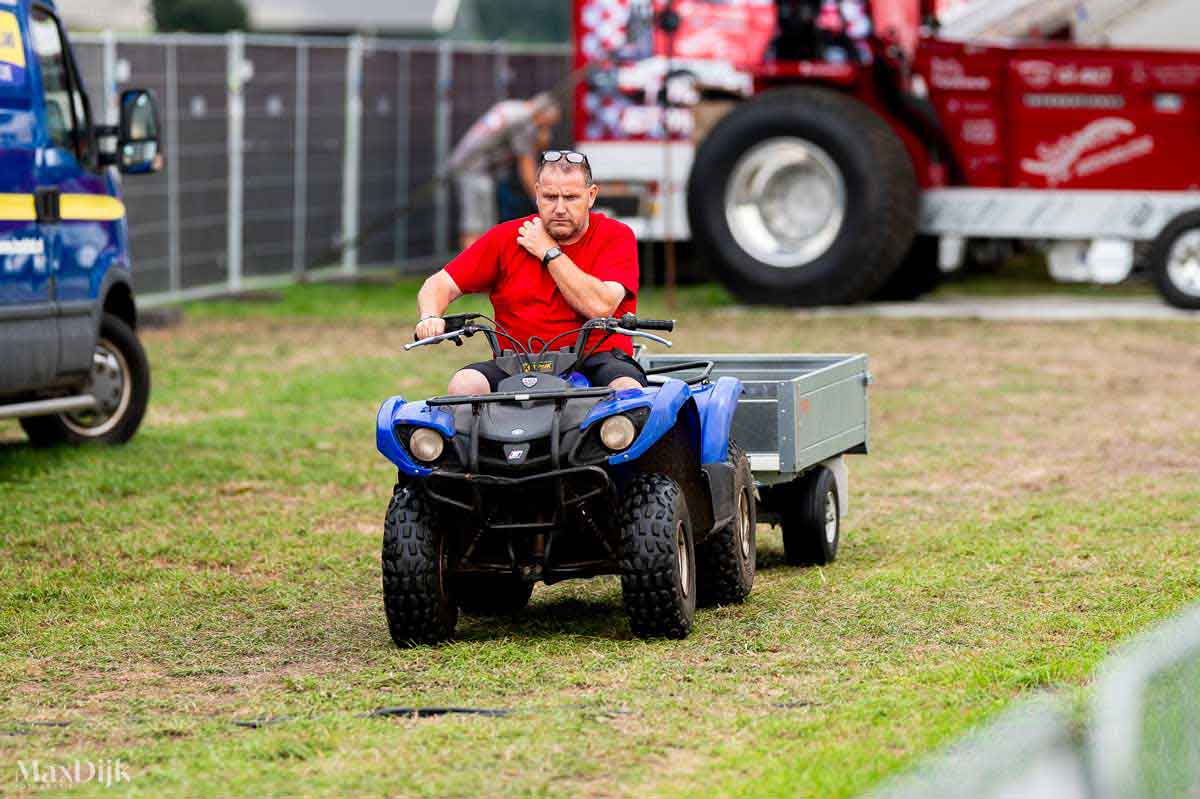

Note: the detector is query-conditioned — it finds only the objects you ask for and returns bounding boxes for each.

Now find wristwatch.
[542,246,563,267]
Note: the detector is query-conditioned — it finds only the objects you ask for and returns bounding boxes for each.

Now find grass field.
[2,278,1198,798]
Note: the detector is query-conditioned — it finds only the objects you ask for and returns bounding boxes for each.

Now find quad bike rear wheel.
[382,483,458,646]
[619,474,697,639]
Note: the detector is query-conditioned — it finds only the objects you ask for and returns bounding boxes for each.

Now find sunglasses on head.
[541,150,589,166]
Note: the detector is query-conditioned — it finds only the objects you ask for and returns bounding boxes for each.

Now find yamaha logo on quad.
[521,376,538,388]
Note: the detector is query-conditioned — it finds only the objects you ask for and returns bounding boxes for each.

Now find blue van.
[0,1,162,445]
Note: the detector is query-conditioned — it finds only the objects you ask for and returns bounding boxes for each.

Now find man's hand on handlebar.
[415,316,446,341]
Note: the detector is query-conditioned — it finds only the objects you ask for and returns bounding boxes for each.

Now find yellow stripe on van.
[0,193,35,221]
[60,195,126,221]
[0,12,26,70]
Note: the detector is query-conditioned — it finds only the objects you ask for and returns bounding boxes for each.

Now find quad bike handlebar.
[406,314,677,356]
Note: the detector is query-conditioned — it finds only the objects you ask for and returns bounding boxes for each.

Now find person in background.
[447,92,563,250]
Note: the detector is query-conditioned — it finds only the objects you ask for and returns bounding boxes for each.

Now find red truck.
[574,0,1200,309]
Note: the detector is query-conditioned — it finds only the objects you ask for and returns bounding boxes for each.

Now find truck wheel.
[781,466,840,566]
[687,86,918,306]
[20,313,150,446]
[619,474,696,639]
[871,235,943,301]
[1149,210,1200,310]
[381,483,457,646]
[696,441,756,607]
[453,574,533,616]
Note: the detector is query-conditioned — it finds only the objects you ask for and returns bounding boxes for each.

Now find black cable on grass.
[367,706,511,719]
[3,720,72,736]
[230,707,512,729]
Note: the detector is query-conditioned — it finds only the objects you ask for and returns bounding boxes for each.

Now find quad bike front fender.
[580,378,693,466]
[376,396,456,476]
[692,376,744,465]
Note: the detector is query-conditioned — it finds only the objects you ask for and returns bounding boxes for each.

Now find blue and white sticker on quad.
[0,12,26,87]
[504,443,530,464]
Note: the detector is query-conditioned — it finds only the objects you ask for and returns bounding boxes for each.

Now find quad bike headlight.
[408,427,445,463]
[600,414,638,452]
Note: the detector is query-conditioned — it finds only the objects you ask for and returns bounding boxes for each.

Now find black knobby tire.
[381,483,458,646]
[871,235,943,301]
[696,441,756,607]
[20,312,151,446]
[780,466,840,566]
[687,87,919,306]
[453,574,533,616]
[619,474,697,639]
[1148,210,1200,310]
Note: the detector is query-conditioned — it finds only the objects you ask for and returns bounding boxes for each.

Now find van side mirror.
[117,90,163,175]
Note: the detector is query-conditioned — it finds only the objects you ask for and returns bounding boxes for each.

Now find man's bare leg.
[609,377,643,392]
[448,369,491,396]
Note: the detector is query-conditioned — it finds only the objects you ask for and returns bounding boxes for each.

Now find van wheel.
[20,313,151,446]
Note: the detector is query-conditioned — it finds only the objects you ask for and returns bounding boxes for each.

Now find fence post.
[101,30,118,125]
[226,31,245,293]
[395,48,410,266]
[495,43,509,101]
[341,35,364,274]
[434,40,452,259]
[166,39,181,295]
[293,40,309,278]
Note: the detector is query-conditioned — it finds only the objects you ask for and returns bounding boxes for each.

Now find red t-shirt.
[444,212,639,355]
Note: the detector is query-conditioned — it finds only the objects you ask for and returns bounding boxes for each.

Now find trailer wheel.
[780,466,840,566]
[1149,210,1200,310]
[871,235,943,301]
[619,474,697,639]
[381,483,458,646]
[453,574,533,616]
[696,441,756,607]
[687,87,918,306]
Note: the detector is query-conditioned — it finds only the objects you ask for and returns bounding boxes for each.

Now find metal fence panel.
[173,42,231,291]
[116,42,173,294]
[357,46,403,267]
[1091,602,1200,799]
[70,33,571,304]
[302,43,349,273]
[243,43,299,278]
[864,698,1090,799]
[404,48,441,263]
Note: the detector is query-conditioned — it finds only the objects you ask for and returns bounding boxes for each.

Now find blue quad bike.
[375,312,755,644]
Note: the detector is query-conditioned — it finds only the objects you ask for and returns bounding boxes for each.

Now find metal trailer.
[640,353,870,564]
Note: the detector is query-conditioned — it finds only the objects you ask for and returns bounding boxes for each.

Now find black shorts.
[461,349,648,392]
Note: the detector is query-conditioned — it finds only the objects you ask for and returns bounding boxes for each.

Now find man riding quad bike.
[375,151,753,644]
[376,312,753,644]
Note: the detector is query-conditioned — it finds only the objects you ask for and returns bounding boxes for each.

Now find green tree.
[153,0,248,33]
[468,0,570,43]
